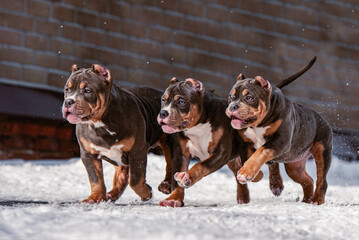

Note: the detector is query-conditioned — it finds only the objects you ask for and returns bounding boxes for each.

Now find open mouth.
[160,122,179,134]
[64,110,93,124]
[64,111,81,124]
[159,120,189,134]
[231,115,258,127]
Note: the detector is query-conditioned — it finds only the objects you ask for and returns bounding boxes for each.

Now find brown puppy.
[226,58,332,205]
[62,64,173,203]
[157,77,259,207]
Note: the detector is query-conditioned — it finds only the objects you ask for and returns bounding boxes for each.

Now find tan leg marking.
[79,137,100,155]
[285,159,313,203]
[238,147,275,183]
[129,172,152,201]
[83,159,106,203]
[310,142,327,205]
[107,165,129,202]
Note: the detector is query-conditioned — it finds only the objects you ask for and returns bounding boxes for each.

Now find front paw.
[159,199,183,207]
[82,194,106,204]
[158,180,171,194]
[308,194,325,205]
[106,190,121,202]
[270,180,284,197]
[174,172,191,188]
[140,184,153,202]
[237,167,257,184]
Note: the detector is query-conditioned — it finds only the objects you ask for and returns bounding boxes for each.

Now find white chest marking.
[90,143,124,165]
[244,126,271,149]
[184,123,212,161]
[83,121,116,136]
[92,121,105,128]
[93,121,116,135]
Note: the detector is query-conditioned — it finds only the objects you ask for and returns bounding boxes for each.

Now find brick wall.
[0,114,79,159]
[0,0,358,159]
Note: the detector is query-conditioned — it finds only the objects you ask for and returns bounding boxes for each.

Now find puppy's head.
[157,77,205,134]
[226,74,272,129]
[62,64,113,124]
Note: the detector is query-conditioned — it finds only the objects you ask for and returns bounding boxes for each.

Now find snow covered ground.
[0,154,358,240]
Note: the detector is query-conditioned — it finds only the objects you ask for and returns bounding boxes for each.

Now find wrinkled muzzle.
[157,108,190,134]
[62,98,93,124]
[226,102,258,129]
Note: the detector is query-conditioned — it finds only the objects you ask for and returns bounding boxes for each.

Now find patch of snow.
[0,155,358,240]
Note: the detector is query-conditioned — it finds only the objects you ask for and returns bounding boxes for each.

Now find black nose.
[159,110,169,119]
[229,104,239,112]
[65,99,75,108]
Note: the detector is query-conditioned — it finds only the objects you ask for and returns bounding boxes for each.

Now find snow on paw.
[158,181,171,195]
[174,172,191,188]
[158,200,183,207]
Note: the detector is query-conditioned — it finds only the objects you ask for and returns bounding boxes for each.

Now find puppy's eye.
[84,88,92,94]
[229,94,235,100]
[245,96,254,101]
[65,88,70,93]
[161,97,166,102]
[178,99,186,105]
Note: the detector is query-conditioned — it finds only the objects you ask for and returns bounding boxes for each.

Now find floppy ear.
[170,77,179,84]
[71,64,80,73]
[92,64,112,83]
[236,73,246,81]
[255,76,272,91]
[185,78,204,93]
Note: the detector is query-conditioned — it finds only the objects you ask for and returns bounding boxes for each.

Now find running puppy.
[226,57,331,204]
[157,77,259,207]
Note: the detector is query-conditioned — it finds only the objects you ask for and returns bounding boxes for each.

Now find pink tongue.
[232,118,241,124]
[67,114,81,124]
[231,118,243,129]
[161,125,178,134]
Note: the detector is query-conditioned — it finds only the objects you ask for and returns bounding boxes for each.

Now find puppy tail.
[276,56,317,89]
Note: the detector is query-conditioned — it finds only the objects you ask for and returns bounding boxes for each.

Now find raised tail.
[276,56,317,89]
